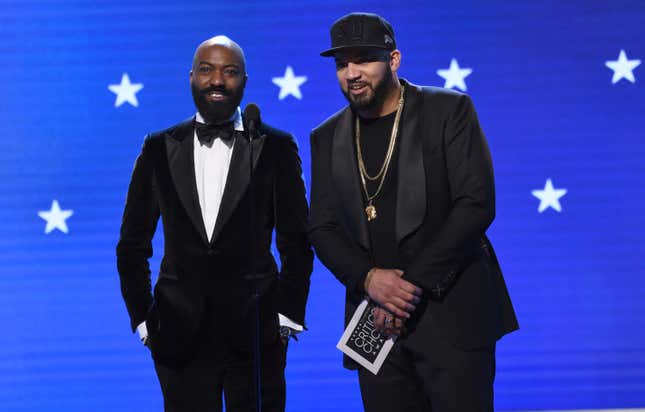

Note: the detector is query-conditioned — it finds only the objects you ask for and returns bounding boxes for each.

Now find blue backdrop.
[1,1,644,411]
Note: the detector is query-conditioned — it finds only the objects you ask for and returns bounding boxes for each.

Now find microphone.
[243,102,263,412]
[243,103,261,141]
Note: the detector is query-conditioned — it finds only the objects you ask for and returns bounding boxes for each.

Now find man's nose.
[209,71,224,86]
[345,62,361,80]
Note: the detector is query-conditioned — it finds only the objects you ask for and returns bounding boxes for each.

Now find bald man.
[117,36,313,412]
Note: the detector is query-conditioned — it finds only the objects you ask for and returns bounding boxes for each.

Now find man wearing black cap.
[309,12,518,411]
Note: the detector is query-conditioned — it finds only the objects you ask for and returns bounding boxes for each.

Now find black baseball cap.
[320,12,396,57]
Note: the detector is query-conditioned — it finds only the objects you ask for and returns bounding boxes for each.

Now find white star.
[436,58,473,91]
[272,66,307,100]
[532,179,567,213]
[38,200,74,234]
[605,50,641,84]
[108,73,143,107]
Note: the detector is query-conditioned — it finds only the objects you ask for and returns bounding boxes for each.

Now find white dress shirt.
[194,110,239,241]
[137,108,301,344]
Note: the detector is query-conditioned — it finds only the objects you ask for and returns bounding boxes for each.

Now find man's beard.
[191,82,243,124]
[342,64,394,113]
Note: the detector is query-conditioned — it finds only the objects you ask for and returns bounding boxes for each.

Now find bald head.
[190,35,248,124]
[192,35,246,74]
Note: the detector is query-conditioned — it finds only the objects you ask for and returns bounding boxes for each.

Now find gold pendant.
[365,204,377,221]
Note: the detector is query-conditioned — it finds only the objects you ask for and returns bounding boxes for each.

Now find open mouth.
[205,90,228,101]
[348,82,368,95]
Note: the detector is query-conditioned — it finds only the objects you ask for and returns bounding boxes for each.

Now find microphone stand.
[246,119,262,412]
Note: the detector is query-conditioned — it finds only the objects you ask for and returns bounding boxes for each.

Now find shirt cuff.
[136,321,148,342]
[278,313,303,333]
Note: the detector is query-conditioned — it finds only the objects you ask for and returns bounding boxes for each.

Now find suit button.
[207,250,215,256]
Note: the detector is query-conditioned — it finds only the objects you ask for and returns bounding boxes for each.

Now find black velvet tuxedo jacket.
[309,80,518,361]
[117,117,313,365]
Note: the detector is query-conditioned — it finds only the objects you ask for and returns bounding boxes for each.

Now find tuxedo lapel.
[395,81,426,244]
[331,108,370,251]
[210,133,266,244]
[165,117,210,245]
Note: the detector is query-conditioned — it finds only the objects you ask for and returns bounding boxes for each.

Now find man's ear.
[390,50,401,72]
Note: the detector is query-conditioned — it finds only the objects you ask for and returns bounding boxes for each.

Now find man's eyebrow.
[335,55,376,62]
[197,61,241,69]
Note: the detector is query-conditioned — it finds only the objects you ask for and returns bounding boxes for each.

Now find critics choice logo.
[346,303,387,363]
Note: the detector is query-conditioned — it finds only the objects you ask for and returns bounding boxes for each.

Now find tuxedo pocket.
[143,332,155,353]
[152,278,204,338]
[145,300,160,336]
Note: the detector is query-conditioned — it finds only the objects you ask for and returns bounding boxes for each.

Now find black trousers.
[152,318,287,412]
[358,316,495,412]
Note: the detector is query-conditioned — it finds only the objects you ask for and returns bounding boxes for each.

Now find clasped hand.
[365,268,423,336]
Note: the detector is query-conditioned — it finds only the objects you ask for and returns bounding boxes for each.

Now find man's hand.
[279,325,297,347]
[372,306,405,336]
[364,268,422,319]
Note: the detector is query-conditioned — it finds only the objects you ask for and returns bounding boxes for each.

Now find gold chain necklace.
[355,85,405,221]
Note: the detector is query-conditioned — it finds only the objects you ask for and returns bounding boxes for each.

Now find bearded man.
[309,13,518,412]
[116,35,312,412]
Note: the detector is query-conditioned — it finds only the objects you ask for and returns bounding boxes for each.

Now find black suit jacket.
[117,116,313,365]
[309,80,518,363]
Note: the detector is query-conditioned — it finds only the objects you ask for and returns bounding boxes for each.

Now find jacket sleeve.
[308,129,373,295]
[116,137,160,331]
[404,94,495,299]
[273,135,314,326]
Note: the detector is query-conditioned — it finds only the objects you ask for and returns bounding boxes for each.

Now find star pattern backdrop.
[1,1,644,411]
